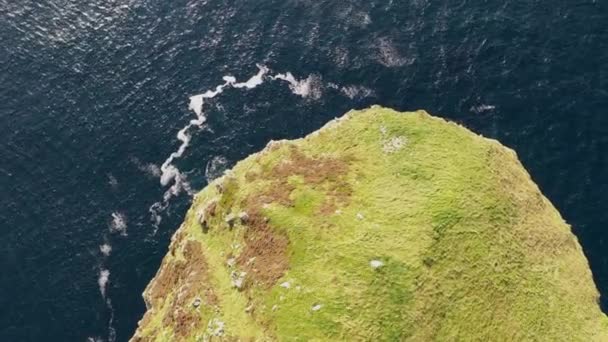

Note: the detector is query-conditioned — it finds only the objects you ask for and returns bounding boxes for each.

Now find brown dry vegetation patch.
[272,146,350,185]
[249,145,354,213]
[235,211,290,288]
[141,239,217,339]
[235,146,354,287]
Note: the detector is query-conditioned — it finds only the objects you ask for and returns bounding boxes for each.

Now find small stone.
[197,212,209,232]
[356,213,364,220]
[245,304,254,313]
[226,258,236,268]
[231,271,247,289]
[370,260,384,269]
[225,213,237,228]
[199,200,218,233]
[311,304,323,312]
[192,297,202,308]
[279,281,291,289]
[207,318,225,337]
[238,211,249,224]
[272,305,279,312]
[197,210,206,224]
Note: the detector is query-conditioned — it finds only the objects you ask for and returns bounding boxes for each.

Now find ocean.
[1,0,607,341]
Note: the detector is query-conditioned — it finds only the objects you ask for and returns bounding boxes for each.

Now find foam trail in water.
[271,72,323,99]
[149,65,357,230]
[97,251,116,341]
[106,298,116,342]
[98,268,110,299]
[233,65,268,88]
[150,65,269,230]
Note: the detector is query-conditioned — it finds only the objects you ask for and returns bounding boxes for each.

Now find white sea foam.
[109,212,127,236]
[340,85,375,99]
[471,104,496,113]
[151,65,270,230]
[106,298,116,342]
[376,37,414,67]
[233,65,269,88]
[150,65,342,231]
[98,269,110,299]
[271,72,323,99]
[107,173,118,188]
[205,155,229,182]
[143,164,162,178]
[94,267,116,341]
[100,243,112,257]
[188,94,205,117]
[130,156,161,178]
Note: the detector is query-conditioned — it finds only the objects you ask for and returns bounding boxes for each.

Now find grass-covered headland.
[132,106,608,341]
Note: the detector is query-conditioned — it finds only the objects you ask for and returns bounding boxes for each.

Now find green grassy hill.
[132,106,608,341]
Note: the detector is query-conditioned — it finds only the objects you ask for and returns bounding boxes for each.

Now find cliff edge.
[132,106,608,341]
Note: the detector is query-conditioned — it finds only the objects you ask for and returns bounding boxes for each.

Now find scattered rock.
[206,318,225,338]
[245,304,254,313]
[370,260,385,269]
[238,211,250,224]
[279,281,291,289]
[198,200,218,233]
[225,213,237,228]
[230,271,247,290]
[226,258,236,268]
[215,182,224,194]
[197,211,208,230]
[311,304,323,312]
[382,136,406,154]
[192,297,202,308]
[356,213,364,220]
[272,305,279,312]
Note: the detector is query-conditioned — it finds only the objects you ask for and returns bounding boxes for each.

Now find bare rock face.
[132,107,608,341]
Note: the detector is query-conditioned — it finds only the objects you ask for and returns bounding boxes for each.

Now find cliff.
[132,106,608,341]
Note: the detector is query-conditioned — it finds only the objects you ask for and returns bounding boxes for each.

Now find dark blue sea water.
[1,0,607,341]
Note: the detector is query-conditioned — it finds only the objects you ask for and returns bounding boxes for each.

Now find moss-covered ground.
[132,106,608,341]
